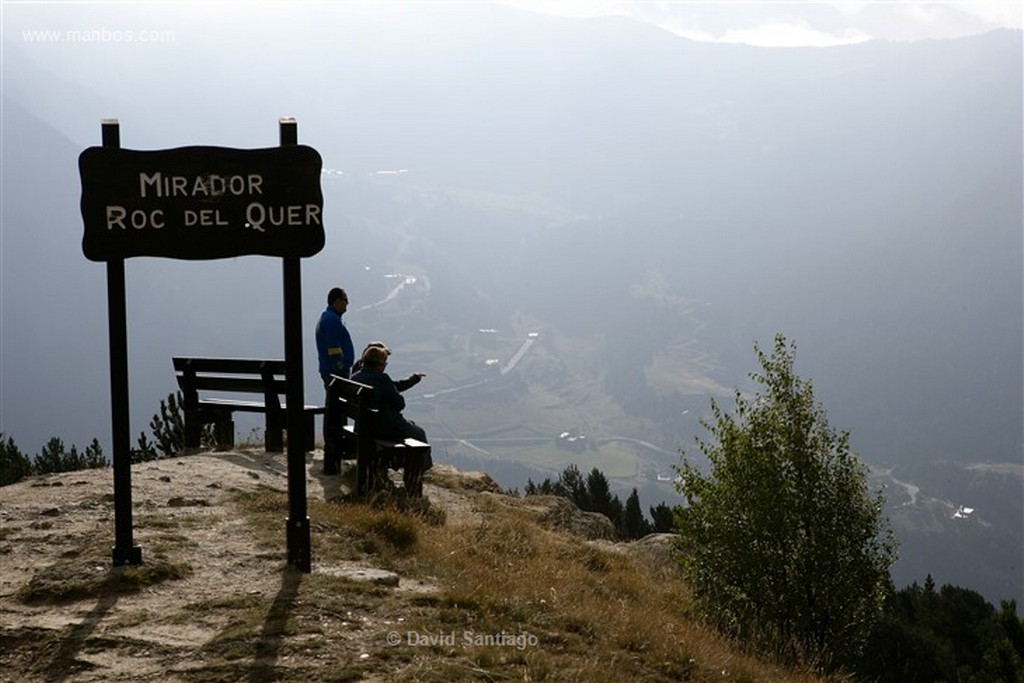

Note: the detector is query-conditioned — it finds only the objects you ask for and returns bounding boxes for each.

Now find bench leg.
[356,453,372,495]
[323,443,341,475]
[403,467,424,498]
[323,418,348,475]
[264,410,284,453]
[302,412,316,453]
[265,428,284,453]
[184,410,201,449]
[356,452,389,495]
[214,419,235,450]
[374,460,391,491]
[400,448,431,498]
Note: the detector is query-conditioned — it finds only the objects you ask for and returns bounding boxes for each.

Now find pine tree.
[0,433,33,486]
[586,468,617,519]
[622,488,652,539]
[33,437,67,474]
[649,502,675,533]
[150,391,188,455]
[82,439,108,468]
[556,464,589,510]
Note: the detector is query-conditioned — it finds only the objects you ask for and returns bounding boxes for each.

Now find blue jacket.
[315,307,354,378]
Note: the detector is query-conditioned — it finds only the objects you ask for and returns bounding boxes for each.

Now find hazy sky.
[502,0,1022,45]
[3,0,1021,50]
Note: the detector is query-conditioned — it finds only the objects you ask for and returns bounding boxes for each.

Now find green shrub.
[675,334,896,669]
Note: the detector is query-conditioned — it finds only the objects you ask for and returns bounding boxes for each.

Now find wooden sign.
[79,145,325,261]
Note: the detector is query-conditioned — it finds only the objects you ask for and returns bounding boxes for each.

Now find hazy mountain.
[1,6,1020,606]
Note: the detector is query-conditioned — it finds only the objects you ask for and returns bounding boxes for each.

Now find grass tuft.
[17,556,192,604]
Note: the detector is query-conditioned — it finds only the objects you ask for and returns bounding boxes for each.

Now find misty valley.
[2,5,1020,612]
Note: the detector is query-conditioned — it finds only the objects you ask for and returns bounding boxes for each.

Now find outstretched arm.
[394,373,425,393]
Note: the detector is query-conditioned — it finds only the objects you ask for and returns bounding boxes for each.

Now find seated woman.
[351,343,432,496]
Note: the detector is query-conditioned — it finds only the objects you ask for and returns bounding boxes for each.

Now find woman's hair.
[362,341,390,356]
[361,343,390,368]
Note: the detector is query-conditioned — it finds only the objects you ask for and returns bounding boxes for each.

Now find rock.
[427,464,502,493]
[166,497,210,508]
[628,533,684,574]
[319,564,400,587]
[516,495,616,540]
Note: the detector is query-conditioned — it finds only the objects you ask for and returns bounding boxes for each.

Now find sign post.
[80,119,325,572]
[102,120,142,567]
[280,117,311,572]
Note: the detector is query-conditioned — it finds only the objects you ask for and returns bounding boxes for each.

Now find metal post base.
[286,516,311,572]
[112,545,143,566]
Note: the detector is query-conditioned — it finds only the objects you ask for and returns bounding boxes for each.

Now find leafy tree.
[977,599,1024,683]
[0,433,33,486]
[675,334,896,669]
[998,599,1024,659]
[980,637,1024,683]
[859,583,1024,681]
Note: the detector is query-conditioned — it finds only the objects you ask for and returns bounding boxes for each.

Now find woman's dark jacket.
[350,366,422,440]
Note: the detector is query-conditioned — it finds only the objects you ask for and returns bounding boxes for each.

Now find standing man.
[316,287,354,474]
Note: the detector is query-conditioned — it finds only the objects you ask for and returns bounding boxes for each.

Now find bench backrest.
[173,357,291,409]
[327,374,379,455]
[326,374,374,423]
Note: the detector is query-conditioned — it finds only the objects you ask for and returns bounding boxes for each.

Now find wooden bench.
[173,357,324,453]
[326,374,431,496]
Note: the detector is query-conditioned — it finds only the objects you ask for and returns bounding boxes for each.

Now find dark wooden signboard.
[81,120,319,573]
[80,145,324,261]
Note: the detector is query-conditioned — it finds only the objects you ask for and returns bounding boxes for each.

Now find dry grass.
[228,486,828,683]
[14,532,193,605]
[2,463,829,682]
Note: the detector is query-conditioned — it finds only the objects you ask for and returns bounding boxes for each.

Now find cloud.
[666,18,872,47]
[497,0,622,19]
[724,21,871,47]
[498,0,1022,46]
[954,0,1024,28]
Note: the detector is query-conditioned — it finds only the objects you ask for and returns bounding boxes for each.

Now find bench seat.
[174,357,324,453]
[342,425,429,463]
[329,375,431,495]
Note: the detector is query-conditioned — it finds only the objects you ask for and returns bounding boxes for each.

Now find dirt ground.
[0,450,482,682]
